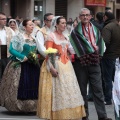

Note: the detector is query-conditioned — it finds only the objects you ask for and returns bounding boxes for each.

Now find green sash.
[70,22,104,57]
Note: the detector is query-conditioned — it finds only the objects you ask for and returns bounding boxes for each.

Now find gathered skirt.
[0,60,40,112]
[37,60,86,119]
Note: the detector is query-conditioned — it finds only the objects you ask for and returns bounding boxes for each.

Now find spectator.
[15,16,20,26]
[67,17,73,25]
[101,11,120,106]
[96,12,104,32]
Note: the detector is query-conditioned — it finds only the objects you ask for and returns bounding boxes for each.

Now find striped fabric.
[70,22,104,58]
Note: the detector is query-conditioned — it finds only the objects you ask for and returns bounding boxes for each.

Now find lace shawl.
[11,33,25,52]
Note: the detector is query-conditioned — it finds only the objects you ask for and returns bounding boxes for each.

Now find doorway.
[55,0,67,19]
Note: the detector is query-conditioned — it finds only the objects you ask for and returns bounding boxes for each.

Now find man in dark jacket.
[102,11,120,105]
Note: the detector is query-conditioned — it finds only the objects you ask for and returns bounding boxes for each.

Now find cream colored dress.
[37,32,86,119]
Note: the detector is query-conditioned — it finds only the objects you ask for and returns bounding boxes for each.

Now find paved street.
[0,102,115,120]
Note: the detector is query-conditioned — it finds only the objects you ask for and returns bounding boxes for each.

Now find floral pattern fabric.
[0,61,37,112]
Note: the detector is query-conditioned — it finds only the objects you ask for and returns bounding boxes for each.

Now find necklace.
[56,31,64,39]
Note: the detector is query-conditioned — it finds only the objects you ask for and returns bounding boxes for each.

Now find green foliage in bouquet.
[27,50,40,67]
[12,49,40,68]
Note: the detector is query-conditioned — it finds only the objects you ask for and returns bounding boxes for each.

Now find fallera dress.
[0,33,40,112]
[37,32,86,119]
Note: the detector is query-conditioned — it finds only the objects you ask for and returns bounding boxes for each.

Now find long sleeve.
[35,31,46,57]
[9,43,25,61]
[102,27,111,45]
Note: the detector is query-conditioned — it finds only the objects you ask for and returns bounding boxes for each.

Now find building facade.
[0,0,119,22]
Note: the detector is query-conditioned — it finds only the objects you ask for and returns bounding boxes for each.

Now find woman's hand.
[50,67,58,77]
[23,56,28,62]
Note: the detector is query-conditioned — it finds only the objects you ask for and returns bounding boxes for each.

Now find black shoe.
[104,101,112,105]
[99,117,112,120]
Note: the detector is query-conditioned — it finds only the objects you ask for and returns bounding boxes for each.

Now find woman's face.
[25,21,34,34]
[56,18,66,32]
[9,21,16,31]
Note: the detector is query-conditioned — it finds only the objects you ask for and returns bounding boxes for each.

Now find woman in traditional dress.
[0,19,42,112]
[8,19,19,35]
[37,16,86,119]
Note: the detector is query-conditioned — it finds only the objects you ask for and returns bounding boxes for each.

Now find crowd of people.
[0,7,120,120]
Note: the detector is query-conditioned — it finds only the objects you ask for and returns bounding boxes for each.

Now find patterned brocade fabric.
[52,106,85,119]
[0,61,37,112]
[37,60,52,119]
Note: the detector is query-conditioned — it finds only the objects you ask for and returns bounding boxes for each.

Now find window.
[34,0,44,20]
[55,0,67,19]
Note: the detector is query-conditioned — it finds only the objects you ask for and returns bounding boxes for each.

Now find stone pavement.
[0,102,115,120]
[89,102,115,120]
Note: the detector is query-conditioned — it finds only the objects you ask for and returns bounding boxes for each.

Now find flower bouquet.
[27,51,40,67]
[45,47,58,68]
[12,49,40,68]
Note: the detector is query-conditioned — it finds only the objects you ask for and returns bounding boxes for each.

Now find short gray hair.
[79,8,90,15]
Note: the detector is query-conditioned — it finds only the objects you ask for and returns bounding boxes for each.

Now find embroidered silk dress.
[37,32,86,119]
[0,33,40,112]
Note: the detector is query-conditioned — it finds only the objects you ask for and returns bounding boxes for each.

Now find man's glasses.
[46,19,52,22]
[80,14,90,17]
[0,18,7,20]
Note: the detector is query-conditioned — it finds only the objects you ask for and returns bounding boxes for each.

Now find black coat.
[102,19,120,58]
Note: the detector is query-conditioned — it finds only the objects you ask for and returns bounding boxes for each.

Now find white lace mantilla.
[11,33,36,52]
